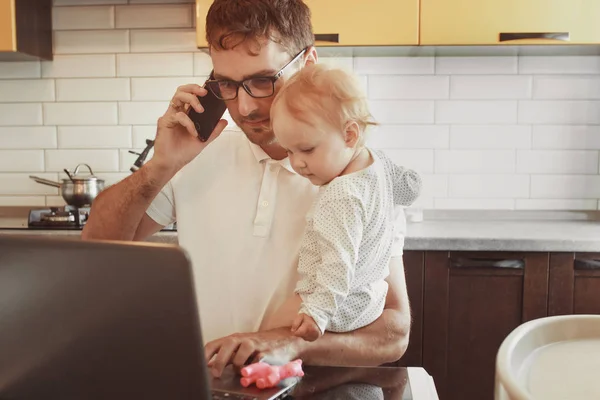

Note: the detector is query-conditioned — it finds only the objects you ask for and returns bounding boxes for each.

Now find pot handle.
[72,163,95,177]
[29,175,61,188]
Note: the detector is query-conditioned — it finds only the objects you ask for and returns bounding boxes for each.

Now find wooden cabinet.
[395,251,424,367]
[195,0,419,48]
[0,0,52,61]
[549,253,600,316]
[420,0,600,45]
[304,0,419,46]
[421,251,549,400]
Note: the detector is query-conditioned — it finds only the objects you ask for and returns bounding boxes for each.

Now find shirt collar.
[247,140,297,174]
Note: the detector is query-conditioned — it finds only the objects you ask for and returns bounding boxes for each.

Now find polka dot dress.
[296,149,422,334]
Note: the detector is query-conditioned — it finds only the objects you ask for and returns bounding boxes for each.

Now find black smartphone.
[188,72,227,142]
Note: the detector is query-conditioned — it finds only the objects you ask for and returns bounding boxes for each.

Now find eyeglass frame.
[204,48,307,101]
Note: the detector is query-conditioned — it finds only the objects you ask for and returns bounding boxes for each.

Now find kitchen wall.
[1,0,600,210]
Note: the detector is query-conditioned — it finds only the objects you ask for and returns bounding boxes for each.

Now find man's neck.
[261,143,288,160]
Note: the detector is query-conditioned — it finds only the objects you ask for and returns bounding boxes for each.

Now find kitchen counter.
[2,209,600,252]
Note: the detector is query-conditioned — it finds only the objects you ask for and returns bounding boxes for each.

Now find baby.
[267,63,422,341]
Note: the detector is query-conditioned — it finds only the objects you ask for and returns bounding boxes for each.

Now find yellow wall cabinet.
[0,0,52,61]
[421,0,600,45]
[196,0,419,48]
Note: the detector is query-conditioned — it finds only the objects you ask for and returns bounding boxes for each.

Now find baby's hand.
[291,313,321,342]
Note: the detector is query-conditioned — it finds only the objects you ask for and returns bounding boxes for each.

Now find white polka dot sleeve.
[296,195,364,335]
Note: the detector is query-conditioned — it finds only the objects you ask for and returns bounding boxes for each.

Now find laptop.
[0,234,298,400]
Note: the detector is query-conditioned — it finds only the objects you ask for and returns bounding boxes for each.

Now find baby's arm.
[295,195,364,338]
[391,164,422,206]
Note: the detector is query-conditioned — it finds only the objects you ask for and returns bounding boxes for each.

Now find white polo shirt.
[146,129,406,343]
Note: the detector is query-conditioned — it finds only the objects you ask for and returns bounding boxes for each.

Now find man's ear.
[344,121,360,148]
[303,46,318,66]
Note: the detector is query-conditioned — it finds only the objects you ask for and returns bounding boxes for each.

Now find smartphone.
[188,71,227,142]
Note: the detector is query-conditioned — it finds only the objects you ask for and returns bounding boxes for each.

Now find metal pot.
[30,164,105,208]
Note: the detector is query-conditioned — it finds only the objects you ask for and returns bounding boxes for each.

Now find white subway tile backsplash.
[435,198,515,210]
[45,195,67,207]
[54,30,129,54]
[0,127,57,149]
[0,196,46,207]
[369,76,449,99]
[0,150,44,172]
[119,102,168,125]
[520,56,600,74]
[379,149,434,174]
[45,149,120,172]
[132,126,157,147]
[532,125,600,150]
[0,62,40,79]
[130,29,197,52]
[436,101,518,124]
[450,76,532,99]
[419,174,449,199]
[449,175,529,198]
[435,150,515,174]
[516,199,598,211]
[0,104,42,126]
[52,6,115,30]
[58,126,132,148]
[531,175,600,199]
[369,101,434,124]
[131,77,198,100]
[0,173,59,195]
[44,103,118,125]
[516,150,598,174]
[118,53,194,77]
[436,57,517,75]
[42,55,116,78]
[367,125,449,149]
[450,125,531,149]
[519,101,600,124]
[533,76,600,99]
[354,57,434,75]
[116,4,192,28]
[56,78,130,101]
[194,52,213,76]
[0,80,54,102]
[93,172,130,187]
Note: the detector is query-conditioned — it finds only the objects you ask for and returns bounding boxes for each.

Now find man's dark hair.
[205,0,315,55]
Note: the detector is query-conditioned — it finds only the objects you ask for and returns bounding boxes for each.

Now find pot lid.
[63,163,103,181]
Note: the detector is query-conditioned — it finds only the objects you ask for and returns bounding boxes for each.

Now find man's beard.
[235,114,275,146]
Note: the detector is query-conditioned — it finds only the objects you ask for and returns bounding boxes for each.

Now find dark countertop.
[212,365,417,399]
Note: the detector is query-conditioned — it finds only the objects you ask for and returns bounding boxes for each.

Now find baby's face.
[272,104,354,186]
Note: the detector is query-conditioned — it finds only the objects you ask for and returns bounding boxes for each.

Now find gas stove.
[28,206,90,230]
[26,206,177,231]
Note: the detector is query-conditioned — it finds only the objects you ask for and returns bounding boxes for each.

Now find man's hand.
[204,327,305,378]
[153,84,228,174]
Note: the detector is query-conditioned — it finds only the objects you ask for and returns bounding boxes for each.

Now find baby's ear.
[344,121,360,148]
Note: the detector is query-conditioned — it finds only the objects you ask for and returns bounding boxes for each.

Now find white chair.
[494,314,600,400]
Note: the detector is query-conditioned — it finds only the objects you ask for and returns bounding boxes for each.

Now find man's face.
[210,39,299,147]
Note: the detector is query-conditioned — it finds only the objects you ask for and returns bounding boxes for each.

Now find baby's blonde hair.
[271,63,377,144]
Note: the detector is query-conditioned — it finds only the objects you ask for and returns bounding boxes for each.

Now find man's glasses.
[205,48,307,101]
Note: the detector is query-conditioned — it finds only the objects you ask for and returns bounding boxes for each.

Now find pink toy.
[240,359,305,389]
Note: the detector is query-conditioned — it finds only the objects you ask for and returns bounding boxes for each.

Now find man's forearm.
[81,159,174,241]
[298,307,410,366]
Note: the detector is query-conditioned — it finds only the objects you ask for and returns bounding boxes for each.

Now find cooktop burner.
[28,206,89,230]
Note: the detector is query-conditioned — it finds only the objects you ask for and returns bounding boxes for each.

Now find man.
[82,0,411,378]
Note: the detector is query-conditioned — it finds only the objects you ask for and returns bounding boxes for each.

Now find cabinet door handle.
[315,34,339,43]
[451,258,525,269]
[499,32,570,42]
[574,259,600,270]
